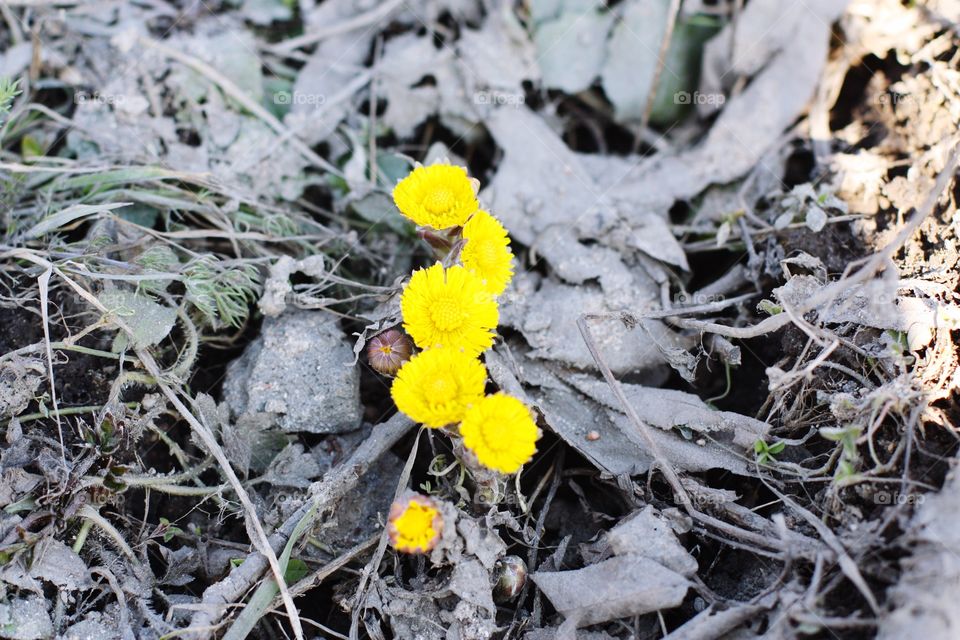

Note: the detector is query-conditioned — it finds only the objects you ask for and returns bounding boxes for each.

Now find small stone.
[224,311,361,434]
[586,430,601,441]
[0,596,53,640]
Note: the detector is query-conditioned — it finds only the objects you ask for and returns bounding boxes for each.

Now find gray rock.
[59,612,120,640]
[224,311,361,434]
[0,596,53,640]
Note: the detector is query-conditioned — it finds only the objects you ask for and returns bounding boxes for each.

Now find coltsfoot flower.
[460,393,540,474]
[461,210,515,296]
[390,346,487,428]
[388,493,443,554]
[393,163,479,229]
[367,329,413,376]
[400,263,499,355]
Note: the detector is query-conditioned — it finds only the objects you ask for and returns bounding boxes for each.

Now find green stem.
[706,361,733,404]
[17,401,139,423]
[72,519,93,554]
[0,341,139,365]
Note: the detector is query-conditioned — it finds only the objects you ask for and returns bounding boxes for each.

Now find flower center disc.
[427,376,456,403]
[424,188,454,214]
[480,419,511,450]
[476,240,501,269]
[395,504,435,545]
[430,298,465,332]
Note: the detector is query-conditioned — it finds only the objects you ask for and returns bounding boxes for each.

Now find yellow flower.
[460,394,540,474]
[393,163,479,229]
[390,346,487,428]
[388,493,443,554]
[461,210,515,296]
[401,263,499,355]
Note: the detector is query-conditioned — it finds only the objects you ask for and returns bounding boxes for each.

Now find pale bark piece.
[499,274,682,375]
[563,372,770,449]
[606,506,698,577]
[881,462,960,639]
[533,555,689,627]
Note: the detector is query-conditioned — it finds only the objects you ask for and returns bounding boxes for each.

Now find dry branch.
[187,412,413,638]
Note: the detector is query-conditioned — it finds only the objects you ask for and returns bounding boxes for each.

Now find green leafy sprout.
[754,439,786,465]
[0,77,21,125]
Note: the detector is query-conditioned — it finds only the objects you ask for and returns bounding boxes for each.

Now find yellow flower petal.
[461,211,515,296]
[401,263,499,355]
[391,346,487,428]
[393,163,478,229]
[460,393,540,474]
[388,493,443,554]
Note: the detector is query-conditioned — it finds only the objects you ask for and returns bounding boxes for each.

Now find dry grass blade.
[36,267,65,469]
[8,250,304,640]
[139,354,306,640]
[676,140,960,342]
[136,36,341,179]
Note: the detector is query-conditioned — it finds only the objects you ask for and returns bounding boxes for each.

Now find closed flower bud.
[367,329,413,376]
[494,555,527,601]
[417,227,457,252]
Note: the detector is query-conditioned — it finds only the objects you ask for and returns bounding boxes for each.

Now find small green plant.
[754,439,786,465]
[0,77,21,126]
[885,329,915,365]
[182,257,261,329]
[821,424,862,485]
[158,517,184,543]
[757,299,783,316]
[81,414,124,456]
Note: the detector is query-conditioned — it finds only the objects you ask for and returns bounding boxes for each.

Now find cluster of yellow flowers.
[388,163,541,476]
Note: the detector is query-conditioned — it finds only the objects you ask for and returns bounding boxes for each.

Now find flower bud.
[493,555,527,601]
[367,329,413,376]
[417,227,457,251]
